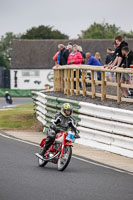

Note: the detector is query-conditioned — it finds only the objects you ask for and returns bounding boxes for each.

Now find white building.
[11,39,54,89]
[10,69,53,90]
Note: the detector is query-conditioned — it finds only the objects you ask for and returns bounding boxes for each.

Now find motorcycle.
[35,131,76,171]
[5,95,12,104]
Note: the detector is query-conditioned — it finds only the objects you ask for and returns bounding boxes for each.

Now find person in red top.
[67,44,83,65]
[53,44,62,66]
[53,51,59,66]
[67,44,83,89]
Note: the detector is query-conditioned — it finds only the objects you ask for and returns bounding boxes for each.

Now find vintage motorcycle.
[35,131,76,171]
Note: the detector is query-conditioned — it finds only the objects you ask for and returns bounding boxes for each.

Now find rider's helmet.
[61,103,73,117]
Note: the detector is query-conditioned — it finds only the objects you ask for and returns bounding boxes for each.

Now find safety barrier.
[32,91,133,158]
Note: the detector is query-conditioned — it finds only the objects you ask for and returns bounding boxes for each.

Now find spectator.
[106,35,128,69]
[105,48,115,82]
[45,84,50,90]
[95,52,102,63]
[78,46,86,64]
[67,44,83,89]
[105,48,114,65]
[67,44,82,65]
[58,44,66,65]
[86,52,102,81]
[53,44,61,66]
[68,42,73,45]
[113,41,119,51]
[104,42,119,67]
[120,46,133,97]
[63,44,73,64]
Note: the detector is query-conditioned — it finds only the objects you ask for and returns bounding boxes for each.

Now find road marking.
[0,132,39,147]
[0,132,133,176]
[72,156,133,176]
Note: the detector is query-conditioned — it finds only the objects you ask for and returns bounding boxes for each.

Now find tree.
[0,32,20,68]
[21,25,69,39]
[123,31,133,39]
[78,22,123,39]
[0,53,9,68]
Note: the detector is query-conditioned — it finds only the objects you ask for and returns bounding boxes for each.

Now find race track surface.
[0,133,133,200]
[0,97,32,107]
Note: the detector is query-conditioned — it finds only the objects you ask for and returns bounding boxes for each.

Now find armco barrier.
[32,91,133,158]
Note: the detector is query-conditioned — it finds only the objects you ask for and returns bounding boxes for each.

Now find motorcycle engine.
[54,143,60,151]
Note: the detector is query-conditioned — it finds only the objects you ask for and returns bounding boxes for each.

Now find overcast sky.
[0,0,133,38]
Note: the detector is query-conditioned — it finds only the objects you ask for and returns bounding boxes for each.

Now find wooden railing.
[53,65,133,103]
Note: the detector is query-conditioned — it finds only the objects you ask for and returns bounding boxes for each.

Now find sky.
[0,0,133,39]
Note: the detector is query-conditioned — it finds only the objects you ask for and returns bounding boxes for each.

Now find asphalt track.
[0,132,133,200]
[0,97,32,107]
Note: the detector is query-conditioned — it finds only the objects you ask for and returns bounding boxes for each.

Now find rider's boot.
[75,132,80,139]
[40,145,48,157]
[36,136,54,159]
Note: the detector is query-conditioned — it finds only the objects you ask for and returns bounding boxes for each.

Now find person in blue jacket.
[86,52,102,80]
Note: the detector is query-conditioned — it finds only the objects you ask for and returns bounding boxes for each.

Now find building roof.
[11,39,133,69]
[11,39,58,69]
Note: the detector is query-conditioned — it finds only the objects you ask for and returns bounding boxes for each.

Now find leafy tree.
[78,22,123,39]
[123,31,133,38]
[0,53,9,68]
[0,32,20,68]
[21,25,69,39]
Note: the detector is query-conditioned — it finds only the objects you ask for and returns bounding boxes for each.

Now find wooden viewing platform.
[53,65,133,103]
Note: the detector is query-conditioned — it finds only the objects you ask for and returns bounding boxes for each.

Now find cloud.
[0,0,133,38]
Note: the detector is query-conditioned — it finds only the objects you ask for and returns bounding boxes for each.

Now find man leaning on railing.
[120,46,133,98]
[86,52,102,81]
[104,35,128,70]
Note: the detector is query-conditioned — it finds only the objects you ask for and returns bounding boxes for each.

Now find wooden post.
[117,72,121,102]
[101,71,105,101]
[91,70,95,98]
[58,69,61,91]
[67,69,70,95]
[55,69,60,91]
[60,69,64,92]
[64,69,66,94]
[82,70,86,96]
[64,69,67,94]
[54,69,57,91]
[76,69,80,95]
[56,70,59,91]
[71,69,74,96]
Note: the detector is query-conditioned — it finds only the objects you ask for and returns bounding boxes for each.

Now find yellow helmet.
[61,103,73,117]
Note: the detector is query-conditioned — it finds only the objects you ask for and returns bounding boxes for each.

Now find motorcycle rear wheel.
[57,145,72,171]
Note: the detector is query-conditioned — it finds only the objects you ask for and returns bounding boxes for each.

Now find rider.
[36,103,80,159]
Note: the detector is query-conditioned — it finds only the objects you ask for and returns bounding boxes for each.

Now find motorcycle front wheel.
[38,149,48,167]
[57,145,72,171]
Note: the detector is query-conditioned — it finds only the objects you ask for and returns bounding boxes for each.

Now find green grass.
[0,104,38,130]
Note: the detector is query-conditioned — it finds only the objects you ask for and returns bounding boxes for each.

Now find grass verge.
[0,104,43,131]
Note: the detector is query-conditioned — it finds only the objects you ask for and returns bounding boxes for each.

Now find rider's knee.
[48,128,56,139]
